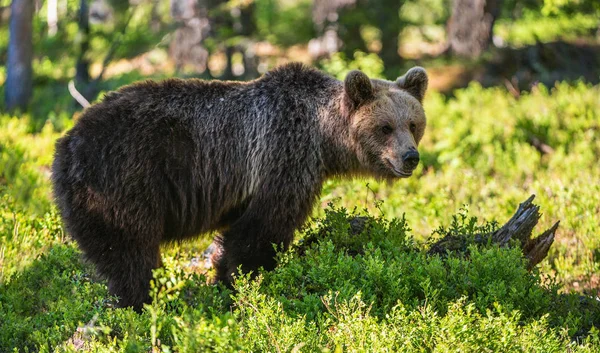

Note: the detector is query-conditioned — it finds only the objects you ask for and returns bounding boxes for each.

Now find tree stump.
[428,195,558,270]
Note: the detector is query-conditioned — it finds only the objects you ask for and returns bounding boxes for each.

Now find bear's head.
[343,67,428,178]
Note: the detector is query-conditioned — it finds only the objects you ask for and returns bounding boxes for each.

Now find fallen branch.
[428,194,558,270]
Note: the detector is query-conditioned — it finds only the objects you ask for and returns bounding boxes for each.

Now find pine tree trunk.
[373,0,403,74]
[5,0,34,112]
[239,2,259,80]
[446,0,503,58]
[75,0,90,85]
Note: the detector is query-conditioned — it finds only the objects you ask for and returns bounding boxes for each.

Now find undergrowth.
[1,200,599,352]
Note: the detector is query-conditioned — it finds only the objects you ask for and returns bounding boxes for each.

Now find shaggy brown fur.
[51,63,428,311]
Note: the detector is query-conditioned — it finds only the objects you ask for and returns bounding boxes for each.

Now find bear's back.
[54,64,338,239]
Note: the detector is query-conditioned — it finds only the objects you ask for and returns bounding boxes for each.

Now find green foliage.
[401,0,450,26]
[495,13,599,47]
[1,202,591,352]
[1,198,599,351]
[320,51,386,80]
[0,195,64,283]
[0,117,63,213]
[540,0,600,16]
[254,0,315,47]
[0,244,109,351]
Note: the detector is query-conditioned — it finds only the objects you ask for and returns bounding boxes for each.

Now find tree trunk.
[75,0,90,85]
[374,0,403,75]
[221,45,234,80]
[446,0,503,58]
[239,2,259,80]
[5,0,34,112]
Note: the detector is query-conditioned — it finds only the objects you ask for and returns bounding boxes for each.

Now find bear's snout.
[402,149,420,170]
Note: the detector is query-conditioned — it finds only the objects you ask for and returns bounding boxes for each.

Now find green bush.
[2,198,599,352]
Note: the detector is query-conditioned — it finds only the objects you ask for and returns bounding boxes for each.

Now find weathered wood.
[491,194,540,246]
[524,221,558,270]
[428,194,559,270]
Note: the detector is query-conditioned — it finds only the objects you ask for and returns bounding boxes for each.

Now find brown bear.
[51,63,428,311]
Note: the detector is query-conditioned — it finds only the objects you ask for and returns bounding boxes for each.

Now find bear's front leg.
[212,183,319,286]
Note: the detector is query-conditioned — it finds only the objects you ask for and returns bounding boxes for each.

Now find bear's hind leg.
[103,240,161,311]
[72,217,162,311]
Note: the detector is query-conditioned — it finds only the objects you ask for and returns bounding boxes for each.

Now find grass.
[1,71,599,351]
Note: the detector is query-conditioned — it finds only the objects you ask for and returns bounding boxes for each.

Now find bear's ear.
[396,67,428,103]
[344,70,374,109]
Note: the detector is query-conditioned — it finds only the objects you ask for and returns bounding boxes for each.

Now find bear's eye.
[410,122,417,134]
[381,125,394,135]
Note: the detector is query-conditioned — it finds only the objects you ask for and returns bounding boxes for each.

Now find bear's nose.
[402,150,420,170]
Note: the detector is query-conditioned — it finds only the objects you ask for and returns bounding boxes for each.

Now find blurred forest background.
[1,0,599,120]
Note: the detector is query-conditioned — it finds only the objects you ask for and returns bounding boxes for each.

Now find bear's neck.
[319,88,362,178]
